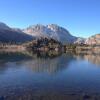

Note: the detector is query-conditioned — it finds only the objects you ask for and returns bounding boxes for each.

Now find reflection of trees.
[75,46,100,55]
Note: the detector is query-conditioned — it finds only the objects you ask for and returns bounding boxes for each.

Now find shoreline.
[0,44,99,53]
[0,93,100,100]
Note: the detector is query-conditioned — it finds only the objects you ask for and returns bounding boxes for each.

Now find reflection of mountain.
[0,52,75,74]
[0,51,100,75]
[84,54,100,65]
[75,54,100,66]
[0,52,32,63]
[0,52,32,73]
[20,53,75,74]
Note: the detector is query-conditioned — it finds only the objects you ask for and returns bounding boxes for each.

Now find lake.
[0,51,100,100]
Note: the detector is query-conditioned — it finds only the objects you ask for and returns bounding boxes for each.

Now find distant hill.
[0,22,33,43]
[85,34,100,45]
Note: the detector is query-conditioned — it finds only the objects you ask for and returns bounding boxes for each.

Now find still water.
[0,51,100,99]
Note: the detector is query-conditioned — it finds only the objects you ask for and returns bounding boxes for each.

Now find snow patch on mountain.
[23,24,78,44]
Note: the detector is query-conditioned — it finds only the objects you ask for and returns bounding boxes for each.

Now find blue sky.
[0,0,100,38]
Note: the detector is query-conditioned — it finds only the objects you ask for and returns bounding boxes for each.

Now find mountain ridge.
[23,24,78,44]
[0,22,33,43]
[0,22,99,45]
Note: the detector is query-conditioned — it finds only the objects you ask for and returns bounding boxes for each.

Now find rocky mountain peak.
[23,24,76,44]
[28,24,46,29]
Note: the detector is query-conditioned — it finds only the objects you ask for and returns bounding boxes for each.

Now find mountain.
[0,22,11,30]
[85,34,100,45]
[0,22,33,43]
[0,22,99,45]
[74,37,86,44]
[23,24,78,44]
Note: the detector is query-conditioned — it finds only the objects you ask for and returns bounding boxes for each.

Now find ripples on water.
[0,51,100,100]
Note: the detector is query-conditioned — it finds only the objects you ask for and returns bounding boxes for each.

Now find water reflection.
[0,51,100,99]
[0,51,75,74]
[0,51,100,75]
[0,51,32,63]
[21,54,75,74]
[74,54,100,66]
